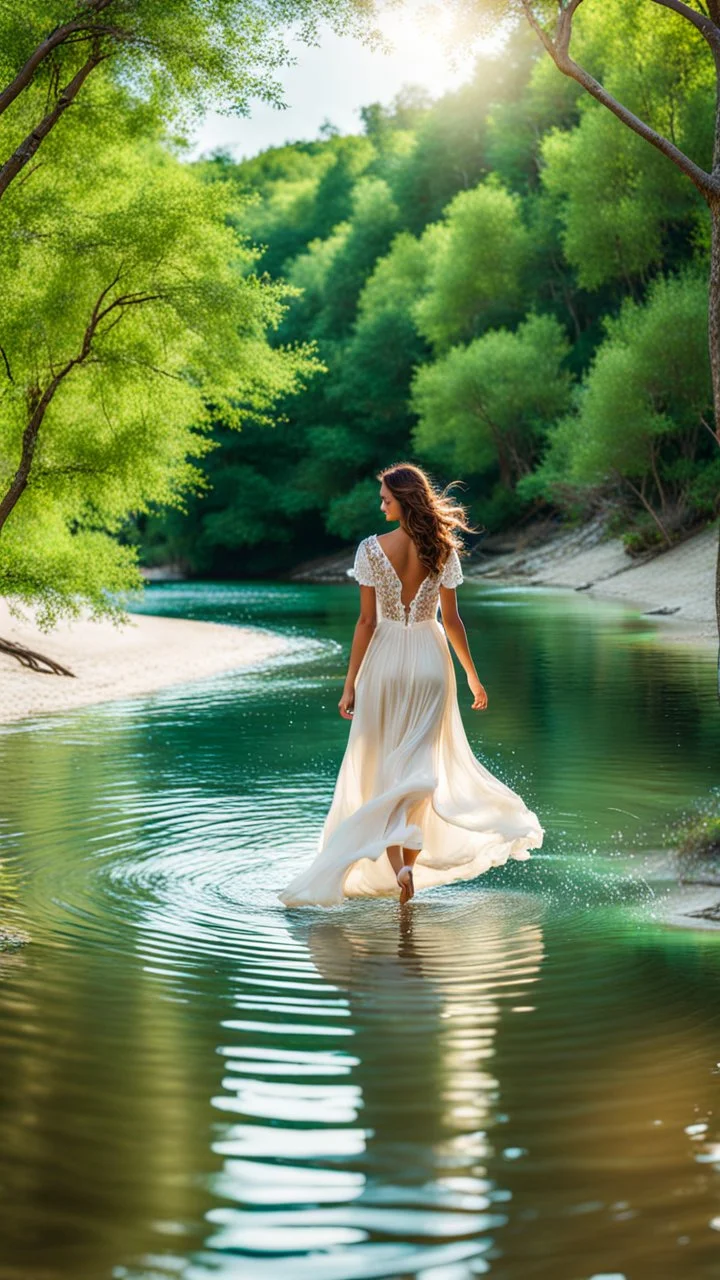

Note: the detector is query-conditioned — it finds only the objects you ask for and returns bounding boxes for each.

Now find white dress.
[278,533,544,908]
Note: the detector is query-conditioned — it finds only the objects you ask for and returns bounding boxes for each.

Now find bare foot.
[396,865,414,905]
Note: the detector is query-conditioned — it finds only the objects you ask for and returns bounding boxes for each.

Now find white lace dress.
[278,533,544,908]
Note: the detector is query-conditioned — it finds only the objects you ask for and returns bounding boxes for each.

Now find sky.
[188,8,499,161]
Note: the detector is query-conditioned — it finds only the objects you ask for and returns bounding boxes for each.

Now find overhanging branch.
[0,45,107,200]
[0,0,116,117]
[521,0,718,202]
[0,279,164,533]
[651,0,720,55]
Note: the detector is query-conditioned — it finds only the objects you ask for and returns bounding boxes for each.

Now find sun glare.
[376,4,507,96]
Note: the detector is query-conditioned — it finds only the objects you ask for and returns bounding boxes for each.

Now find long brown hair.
[377,462,480,576]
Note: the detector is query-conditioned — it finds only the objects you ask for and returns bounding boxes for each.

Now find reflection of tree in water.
[287,892,546,1257]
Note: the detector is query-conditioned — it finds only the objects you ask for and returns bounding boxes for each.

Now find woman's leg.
[386,844,404,877]
[387,845,421,903]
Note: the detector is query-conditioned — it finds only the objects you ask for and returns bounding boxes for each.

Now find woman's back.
[349,532,463,627]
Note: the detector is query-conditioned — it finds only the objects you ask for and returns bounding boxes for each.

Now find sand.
[469,518,719,650]
[0,600,289,724]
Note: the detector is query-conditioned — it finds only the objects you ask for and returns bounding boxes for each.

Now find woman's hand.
[338,682,355,719]
[469,674,488,711]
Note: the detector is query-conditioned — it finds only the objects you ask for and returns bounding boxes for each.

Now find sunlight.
[375,3,508,96]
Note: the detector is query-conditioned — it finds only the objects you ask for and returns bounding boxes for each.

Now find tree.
[285,176,400,340]
[411,313,571,487]
[460,0,720,686]
[0,0,382,657]
[524,271,717,542]
[0,0,380,203]
[413,181,531,350]
[0,111,319,629]
[541,106,705,293]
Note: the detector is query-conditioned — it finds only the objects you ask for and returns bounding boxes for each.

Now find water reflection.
[0,580,719,1280]
[200,897,545,1275]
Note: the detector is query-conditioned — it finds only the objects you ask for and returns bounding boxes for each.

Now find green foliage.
[485,54,581,192]
[0,0,380,128]
[330,232,430,432]
[563,272,709,479]
[386,25,539,234]
[326,476,383,541]
[411,314,571,485]
[0,520,144,630]
[135,0,719,574]
[235,135,377,276]
[301,176,401,339]
[356,231,429,320]
[413,181,531,351]
[0,83,320,619]
[541,109,705,292]
[531,271,715,535]
[573,0,715,156]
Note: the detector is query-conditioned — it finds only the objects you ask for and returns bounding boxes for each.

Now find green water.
[0,579,719,1280]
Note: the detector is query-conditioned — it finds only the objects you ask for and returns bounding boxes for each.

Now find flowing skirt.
[278,617,544,908]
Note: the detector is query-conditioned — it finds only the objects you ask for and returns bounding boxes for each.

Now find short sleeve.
[346,538,374,587]
[440,547,463,589]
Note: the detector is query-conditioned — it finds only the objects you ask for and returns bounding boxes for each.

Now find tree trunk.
[619,472,672,547]
[709,202,720,696]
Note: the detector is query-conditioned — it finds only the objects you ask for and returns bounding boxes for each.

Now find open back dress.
[278,533,544,908]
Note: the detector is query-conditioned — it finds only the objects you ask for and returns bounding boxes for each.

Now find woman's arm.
[439,586,488,711]
[339,584,377,719]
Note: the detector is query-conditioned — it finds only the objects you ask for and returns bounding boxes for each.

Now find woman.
[278,463,543,909]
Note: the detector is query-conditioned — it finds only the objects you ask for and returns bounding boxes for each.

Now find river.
[0,579,718,1279]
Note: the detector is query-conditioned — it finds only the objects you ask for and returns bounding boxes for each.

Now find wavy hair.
[377,462,481,576]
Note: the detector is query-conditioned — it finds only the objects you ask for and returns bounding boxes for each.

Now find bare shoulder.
[377,530,415,555]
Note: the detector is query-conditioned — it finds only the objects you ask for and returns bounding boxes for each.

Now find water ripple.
[1,584,719,1280]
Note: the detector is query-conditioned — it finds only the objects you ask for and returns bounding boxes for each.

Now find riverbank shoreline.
[462,522,720,927]
[467,516,718,650]
[291,516,718,651]
[0,600,288,724]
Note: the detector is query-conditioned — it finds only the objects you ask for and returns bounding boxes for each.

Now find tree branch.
[0,46,107,201]
[613,468,673,545]
[0,0,116,118]
[0,278,162,533]
[521,0,718,202]
[651,0,720,55]
[520,0,556,56]
[556,0,586,56]
[700,413,720,446]
[560,59,714,198]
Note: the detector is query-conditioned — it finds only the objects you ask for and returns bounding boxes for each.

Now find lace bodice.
[347,533,463,626]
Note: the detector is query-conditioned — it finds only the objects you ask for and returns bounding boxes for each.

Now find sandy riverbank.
[0,601,288,724]
[468,517,719,650]
[292,518,718,650]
